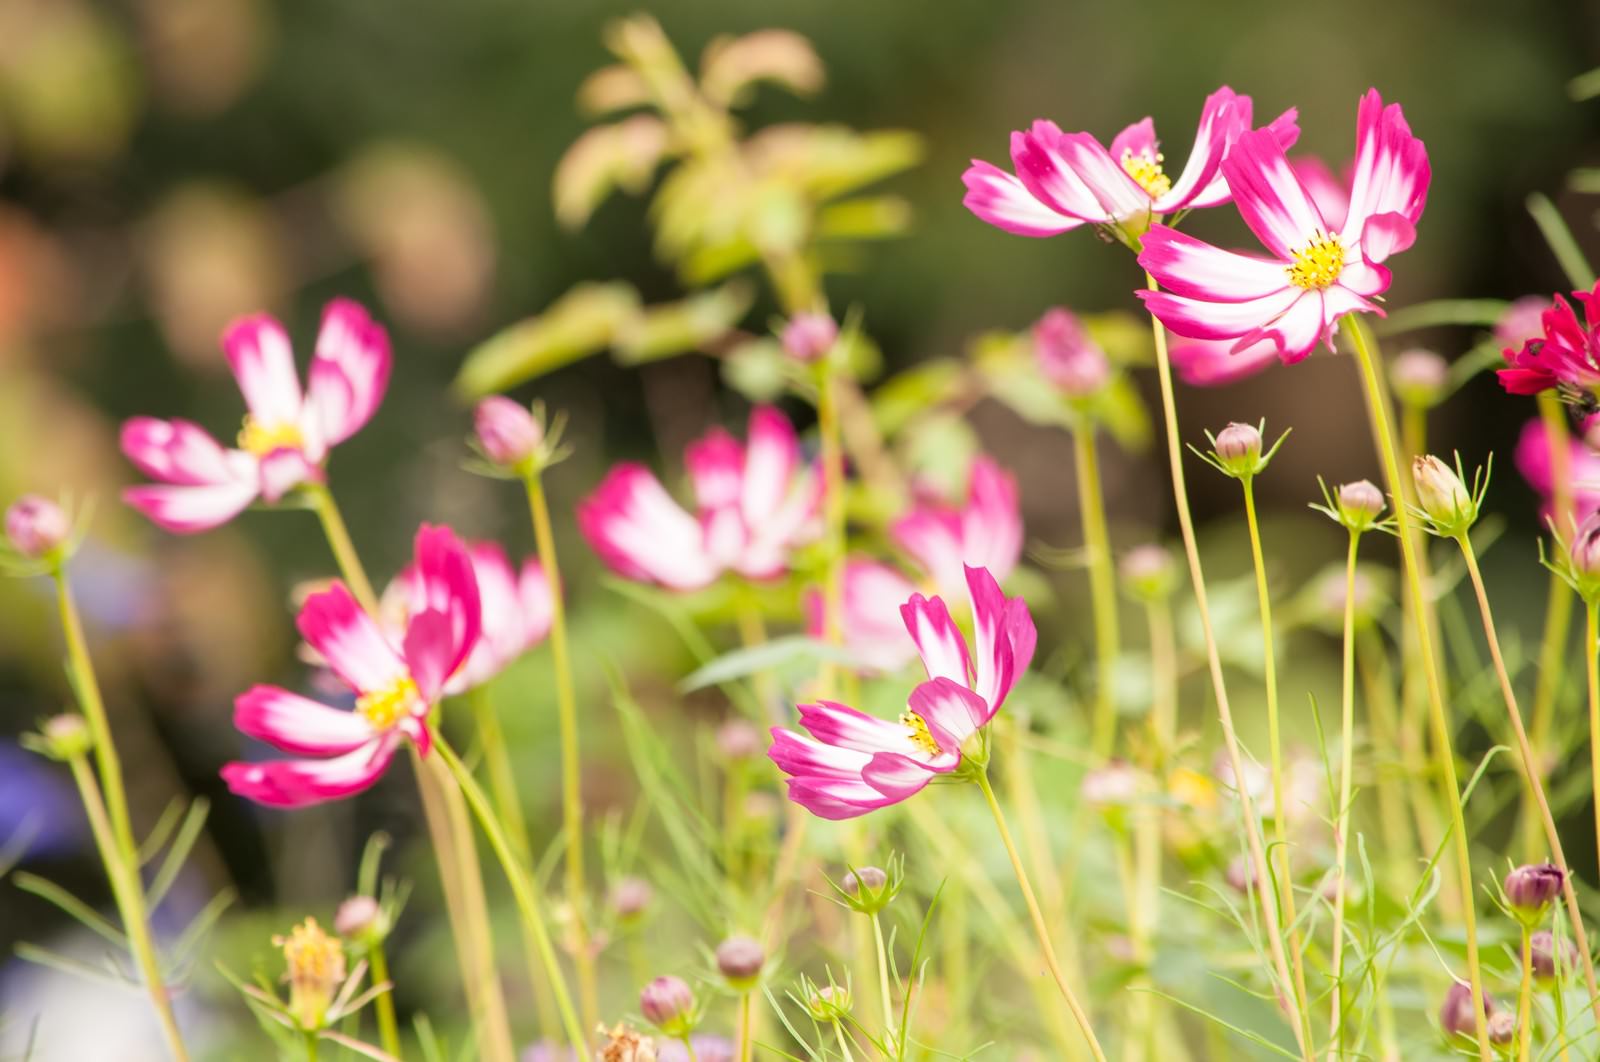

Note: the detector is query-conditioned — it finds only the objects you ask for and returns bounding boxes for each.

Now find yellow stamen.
[274,917,345,1030]
[899,710,942,757]
[1286,232,1346,290]
[1120,148,1171,198]
[238,414,306,456]
[357,675,420,731]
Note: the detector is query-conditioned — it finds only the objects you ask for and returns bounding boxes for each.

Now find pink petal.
[797,700,921,755]
[892,508,964,600]
[297,583,408,694]
[1340,89,1430,245]
[1137,225,1294,302]
[121,482,260,534]
[1011,122,1115,223]
[860,751,943,802]
[740,407,801,529]
[684,428,744,511]
[1291,156,1350,231]
[962,160,1081,237]
[257,448,316,503]
[1153,88,1236,212]
[899,592,973,689]
[1234,291,1338,365]
[1358,211,1416,265]
[1108,117,1158,166]
[768,726,872,780]
[221,737,399,808]
[806,559,920,674]
[577,464,719,590]
[783,777,899,820]
[906,675,991,747]
[121,418,252,486]
[234,685,375,756]
[402,609,456,705]
[1137,286,1301,342]
[307,298,392,448]
[1220,128,1329,261]
[1186,104,1303,211]
[223,313,304,427]
[965,564,1030,710]
[1052,131,1151,219]
[1170,336,1282,386]
[404,524,482,687]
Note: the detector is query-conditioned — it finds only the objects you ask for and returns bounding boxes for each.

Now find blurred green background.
[2,0,1598,1054]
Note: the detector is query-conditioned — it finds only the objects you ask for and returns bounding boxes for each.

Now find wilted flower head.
[1389,349,1448,408]
[639,976,698,1037]
[1439,982,1495,1041]
[1120,544,1178,601]
[5,495,69,559]
[780,312,838,363]
[1411,454,1480,536]
[714,934,765,989]
[1503,863,1563,924]
[276,918,346,1031]
[474,396,542,470]
[1529,930,1580,984]
[1032,308,1109,399]
[596,1022,657,1062]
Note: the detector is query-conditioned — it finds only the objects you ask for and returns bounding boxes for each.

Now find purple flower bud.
[1412,455,1473,528]
[640,975,697,1035]
[1032,308,1109,399]
[1389,348,1448,407]
[1572,512,1600,580]
[714,934,764,987]
[1214,422,1262,474]
[610,876,653,922]
[715,720,762,761]
[334,895,382,939]
[5,495,68,558]
[1439,982,1495,1039]
[474,396,541,468]
[1336,480,1385,526]
[842,866,887,895]
[780,312,838,363]
[1528,930,1580,983]
[1504,863,1563,920]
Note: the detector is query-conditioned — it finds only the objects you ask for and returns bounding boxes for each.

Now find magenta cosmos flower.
[806,456,1023,672]
[578,406,821,590]
[1138,90,1429,364]
[1516,418,1600,522]
[963,87,1298,240]
[122,299,392,533]
[1497,282,1600,396]
[384,540,552,694]
[772,565,1036,819]
[221,525,479,807]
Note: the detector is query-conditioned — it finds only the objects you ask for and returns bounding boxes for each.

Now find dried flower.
[5,495,69,559]
[276,918,346,1031]
[597,1022,657,1062]
[714,935,765,989]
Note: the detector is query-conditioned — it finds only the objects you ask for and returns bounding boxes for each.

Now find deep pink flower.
[770,565,1036,819]
[384,540,552,694]
[578,407,821,590]
[1515,418,1600,522]
[1497,283,1600,396]
[1138,90,1429,365]
[122,299,392,533]
[962,87,1298,239]
[221,525,479,808]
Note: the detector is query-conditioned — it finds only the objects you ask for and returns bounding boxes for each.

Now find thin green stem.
[1240,476,1314,1054]
[1073,424,1121,760]
[737,992,753,1062]
[816,360,846,697]
[1527,392,1576,861]
[431,728,590,1060]
[681,1035,699,1062]
[1146,276,1310,1059]
[832,1018,857,1062]
[305,1032,319,1062]
[1456,533,1600,1026]
[871,912,894,1055]
[524,469,599,1036]
[1518,926,1534,1062]
[975,770,1107,1062]
[1342,313,1490,1060]
[1591,602,1600,913]
[1327,531,1362,1059]
[365,938,402,1059]
[305,483,378,614]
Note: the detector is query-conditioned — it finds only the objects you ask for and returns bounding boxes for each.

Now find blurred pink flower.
[1139,90,1429,364]
[803,559,919,672]
[962,87,1298,238]
[770,566,1035,819]
[1033,307,1109,398]
[221,525,479,808]
[1496,296,1551,351]
[1498,284,1600,396]
[1168,335,1283,386]
[1515,418,1600,521]
[578,407,820,590]
[122,298,392,533]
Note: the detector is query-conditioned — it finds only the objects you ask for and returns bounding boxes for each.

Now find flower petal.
[782,777,898,820]
[1219,128,1329,260]
[906,675,991,747]
[221,737,398,808]
[899,592,973,689]
[1051,131,1151,219]
[1137,286,1301,342]
[307,298,392,448]
[404,524,482,687]
[797,700,920,756]
[121,482,260,534]
[740,407,801,530]
[965,564,1034,710]
[1170,335,1282,387]
[958,457,1024,588]
[297,582,407,694]
[1137,225,1293,302]
[234,685,374,756]
[577,464,719,590]
[768,726,872,780]
[684,428,744,511]
[1153,88,1236,212]
[1011,122,1116,223]
[961,160,1082,237]
[223,313,303,427]
[121,418,253,487]
[257,448,316,503]
[1291,156,1349,231]
[1358,211,1415,265]
[806,559,919,674]
[860,751,943,802]
[1341,89,1430,244]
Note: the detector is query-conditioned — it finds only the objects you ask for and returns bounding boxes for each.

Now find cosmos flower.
[1497,281,1600,396]
[1515,418,1600,522]
[770,565,1036,819]
[220,525,479,808]
[122,299,391,533]
[962,87,1298,240]
[578,406,820,590]
[1138,90,1429,365]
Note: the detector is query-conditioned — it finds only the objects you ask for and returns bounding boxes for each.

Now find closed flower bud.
[276,918,346,1032]
[1439,982,1495,1040]
[32,714,93,761]
[1571,511,1600,581]
[334,895,384,941]
[1336,480,1385,529]
[1412,455,1476,532]
[714,934,765,989]
[640,975,698,1037]
[803,982,851,1021]
[1213,421,1262,472]
[1487,1011,1516,1047]
[1120,544,1177,602]
[610,876,653,923]
[780,312,838,363]
[474,396,541,469]
[1528,930,1579,983]
[5,496,69,559]
[842,866,887,894]
[1504,863,1563,923]
[715,720,761,761]
[838,860,900,914]
[1389,348,1449,408]
[1033,308,1109,400]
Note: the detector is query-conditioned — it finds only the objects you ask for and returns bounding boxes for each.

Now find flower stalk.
[1073,423,1120,761]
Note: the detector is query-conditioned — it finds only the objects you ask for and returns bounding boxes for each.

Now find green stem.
[832,1019,856,1062]
[1526,392,1576,861]
[1591,601,1600,920]
[1073,424,1120,760]
[815,359,846,697]
[1145,276,1309,1058]
[305,482,378,614]
[974,770,1107,1062]
[1240,476,1314,1055]
[1456,533,1600,1028]
[431,728,590,1060]
[366,937,402,1059]
[1327,530,1363,1058]
[681,1035,699,1062]
[871,912,894,1056]
[1341,313,1491,1060]
[523,469,599,1036]
[737,992,753,1062]
[305,1032,318,1062]
[1518,925,1534,1062]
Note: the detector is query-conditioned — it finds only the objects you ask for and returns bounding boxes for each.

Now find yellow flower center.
[899,710,942,757]
[1120,149,1171,198]
[274,917,345,1030]
[1286,232,1346,290]
[238,415,306,456]
[357,675,421,731]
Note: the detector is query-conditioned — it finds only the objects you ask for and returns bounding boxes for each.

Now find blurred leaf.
[575,64,652,116]
[14,942,129,990]
[146,797,209,909]
[1378,299,1510,335]
[137,798,187,866]
[613,281,753,365]
[870,359,967,438]
[1528,192,1596,288]
[722,337,789,404]
[553,116,670,230]
[755,126,924,201]
[700,29,824,108]
[816,196,913,241]
[1571,66,1600,101]
[678,635,853,692]
[454,281,640,398]
[680,233,761,286]
[899,412,978,496]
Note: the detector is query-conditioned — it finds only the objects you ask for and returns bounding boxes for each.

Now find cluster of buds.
[469,397,571,478]
[1196,420,1289,481]
[1119,544,1178,603]
[1410,453,1487,538]
[640,975,701,1039]
[1439,982,1512,1046]
[828,854,903,915]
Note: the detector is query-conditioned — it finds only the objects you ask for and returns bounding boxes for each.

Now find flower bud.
[640,975,698,1037]
[780,312,838,363]
[610,876,653,923]
[1440,982,1495,1040]
[1120,544,1177,602]
[1213,422,1262,476]
[1487,1011,1516,1046]
[1335,480,1385,529]
[1389,348,1449,408]
[1033,308,1109,400]
[1412,454,1475,532]
[803,982,851,1021]
[1528,930,1580,983]
[842,866,886,894]
[1571,511,1600,582]
[5,496,69,559]
[838,861,899,914]
[474,396,541,469]
[1504,863,1563,923]
[1495,297,1549,349]
[276,918,346,1031]
[33,714,93,761]
[714,934,765,989]
[715,720,762,761]
[334,895,384,941]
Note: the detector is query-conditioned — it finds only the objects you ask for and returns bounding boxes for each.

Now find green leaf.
[12,872,126,947]
[870,359,966,438]
[453,282,641,397]
[613,281,754,365]
[816,196,913,241]
[1377,299,1511,335]
[678,635,856,693]
[146,797,209,910]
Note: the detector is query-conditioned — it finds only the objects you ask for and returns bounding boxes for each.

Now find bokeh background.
[2,0,1598,1055]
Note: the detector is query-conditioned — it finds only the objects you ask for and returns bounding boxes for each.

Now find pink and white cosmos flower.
[1497,283,1600,396]
[578,406,821,591]
[221,525,479,808]
[770,565,1036,819]
[1138,90,1429,365]
[803,559,920,674]
[1515,418,1600,522]
[122,299,392,533]
[962,87,1298,240]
